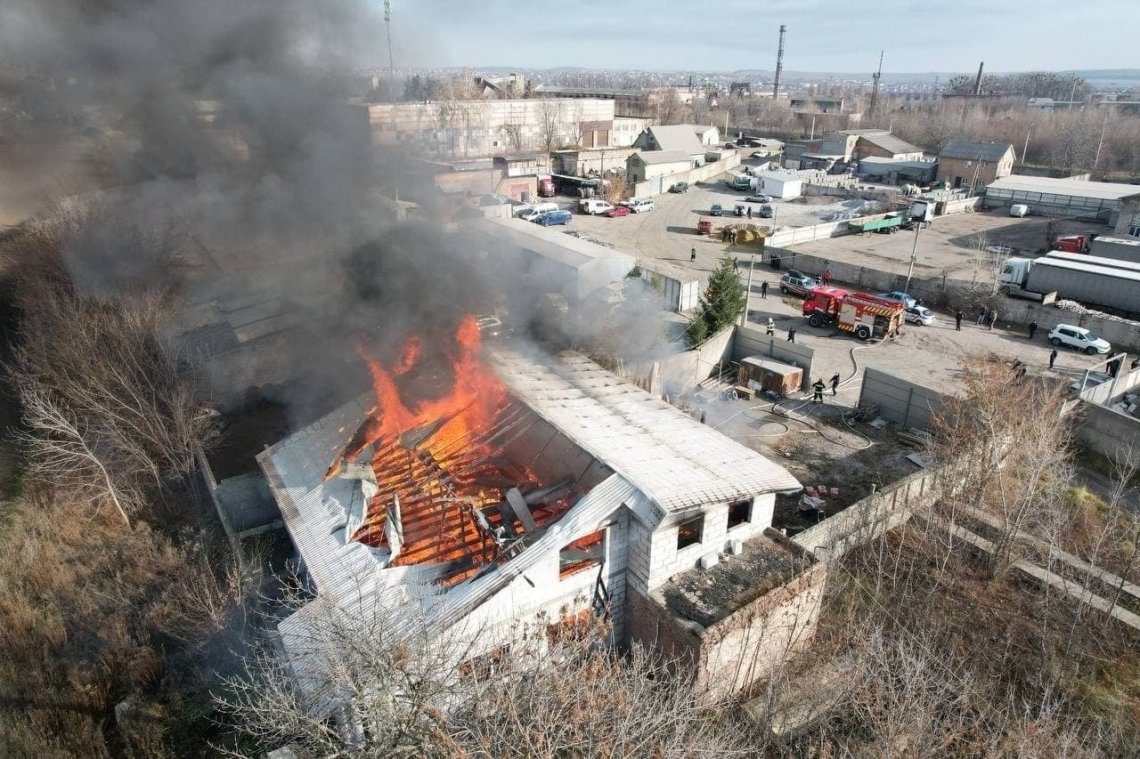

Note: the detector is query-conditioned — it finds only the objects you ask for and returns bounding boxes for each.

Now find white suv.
[1048,324,1111,354]
[627,198,655,213]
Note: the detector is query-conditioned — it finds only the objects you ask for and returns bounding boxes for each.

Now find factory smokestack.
[772,24,786,100]
[973,61,985,96]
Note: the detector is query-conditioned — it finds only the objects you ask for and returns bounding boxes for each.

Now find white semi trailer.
[999,252,1140,314]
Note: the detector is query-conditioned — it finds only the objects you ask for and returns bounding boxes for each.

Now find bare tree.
[932,357,1070,577]
[222,587,750,757]
[538,99,564,149]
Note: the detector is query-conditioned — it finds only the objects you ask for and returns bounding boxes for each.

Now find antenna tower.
[869,51,883,116]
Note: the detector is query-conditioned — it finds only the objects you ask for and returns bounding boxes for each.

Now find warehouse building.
[984,176,1140,222]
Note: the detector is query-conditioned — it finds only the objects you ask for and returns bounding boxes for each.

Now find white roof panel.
[986,176,1140,201]
[491,349,800,514]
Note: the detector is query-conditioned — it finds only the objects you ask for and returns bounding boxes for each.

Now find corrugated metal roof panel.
[986,176,1140,201]
[491,349,800,513]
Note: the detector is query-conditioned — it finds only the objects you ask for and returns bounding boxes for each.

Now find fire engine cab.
[801,286,905,341]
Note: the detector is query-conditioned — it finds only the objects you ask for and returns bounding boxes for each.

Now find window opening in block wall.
[676,515,703,550]
[459,645,510,681]
[727,499,752,530]
[559,529,605,580]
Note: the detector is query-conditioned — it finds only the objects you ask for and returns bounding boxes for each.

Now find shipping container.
[1089,235,1140,265]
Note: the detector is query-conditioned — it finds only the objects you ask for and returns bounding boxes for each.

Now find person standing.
[976,306,987,326]
[822,268,832,286]
[812,377,826,404]
[760,280,768,299]
[955,310,963,331]
[733,257,740,272]
[1028,320,1038,340]
[830,373,840,395]
[1049,348,1058,370]
[766,317,775,336]
[988,311,998,331]
[787,326,796,343]
[746,206,752,219]
[690,247,696,263]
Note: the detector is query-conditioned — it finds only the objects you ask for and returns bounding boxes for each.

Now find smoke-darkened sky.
[390,0,1135,74]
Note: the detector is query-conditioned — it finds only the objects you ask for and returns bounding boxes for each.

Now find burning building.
[258,317,808,713]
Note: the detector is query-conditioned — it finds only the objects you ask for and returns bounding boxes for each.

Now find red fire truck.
[801,286,905,340]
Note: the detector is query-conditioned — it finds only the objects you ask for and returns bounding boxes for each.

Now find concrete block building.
[627,150,693,182]
[362,98,616,159]
[936,140,1016,189]
[259,347,811,715]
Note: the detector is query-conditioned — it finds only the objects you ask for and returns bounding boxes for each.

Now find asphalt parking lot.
[535,172,1119,398]
[788,209,1110,282]
[734,262,1111,399]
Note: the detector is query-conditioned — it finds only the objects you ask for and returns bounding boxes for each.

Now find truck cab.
[999,257,1032,294]
[1053,234,1087,253]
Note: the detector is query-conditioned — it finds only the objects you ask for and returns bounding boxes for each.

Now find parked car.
[904,305,935,326]
[627,198,656,213]
[537,210,572,226]
[605,205,631,218]
[669,181,689,193]
[780,270,817,296]
[579,199,614,215]
[697,218,713,235]
[517,202,560,222]
[744,194,771,203]
[1048,324,1111,354]
[758,204,774,218]
[877,291,917,309]
[710,203,725,217]
[734,204,747,217]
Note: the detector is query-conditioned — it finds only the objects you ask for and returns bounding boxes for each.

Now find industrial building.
[984,176,1140,222]
[632,124,720,163]
[627,150,694,182]
[752,168,805,199]
[936,140,1016,189]
[259,346,811,715]
[478,217,636,302]
[361,98,617,158]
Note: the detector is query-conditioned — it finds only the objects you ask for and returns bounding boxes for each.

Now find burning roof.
[260,332,798,603]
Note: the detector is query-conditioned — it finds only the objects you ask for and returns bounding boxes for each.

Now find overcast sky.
[389,0,1134,74]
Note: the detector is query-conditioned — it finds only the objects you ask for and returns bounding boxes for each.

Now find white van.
[517,202,559,222]
[627,198,656,213]
[579,199,614,215]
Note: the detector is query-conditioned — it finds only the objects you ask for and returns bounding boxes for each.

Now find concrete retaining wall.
[858,367,945,430]
[732,326,816,391]
[767,220,853,248]
[651,325,736,397]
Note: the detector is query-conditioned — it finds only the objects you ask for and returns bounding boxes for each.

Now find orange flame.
[350,315,506,461]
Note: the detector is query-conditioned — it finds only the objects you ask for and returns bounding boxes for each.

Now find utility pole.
[1093,112,1110,170]
[869,51,883,117]
[740,251,757,327]
[1022,124,1035,165]
[772,25,786,100]
[904,221,920,296]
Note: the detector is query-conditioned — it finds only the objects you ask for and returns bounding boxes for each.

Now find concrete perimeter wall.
[1079,366,1140,406]
[732,326,816,391]
[858,367,945,430]
[631,153,741,198]
[1076,402,1140,467]
[791,468,941,562]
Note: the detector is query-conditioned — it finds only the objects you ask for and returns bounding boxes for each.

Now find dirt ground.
[685,385,922,532]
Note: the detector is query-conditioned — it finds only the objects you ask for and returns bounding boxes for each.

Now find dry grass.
[0,488,244,756]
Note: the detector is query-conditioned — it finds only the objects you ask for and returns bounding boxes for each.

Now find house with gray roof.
[632,124,718,160]
[937,139,1016,189]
